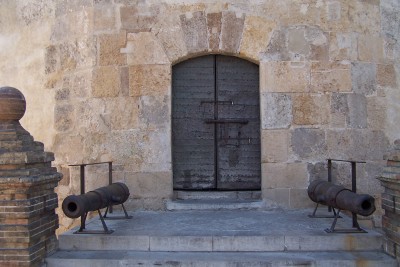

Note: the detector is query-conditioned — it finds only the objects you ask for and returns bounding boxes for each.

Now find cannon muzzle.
[307,180,375,216]
[62,182,130,218]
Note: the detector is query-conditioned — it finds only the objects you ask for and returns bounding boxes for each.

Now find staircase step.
[58,210,384,252]
[45,250,397,267]
[174,190,262,200]
[166,199,265,210]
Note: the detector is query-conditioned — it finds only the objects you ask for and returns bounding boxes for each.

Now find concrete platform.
[46,209,397,266]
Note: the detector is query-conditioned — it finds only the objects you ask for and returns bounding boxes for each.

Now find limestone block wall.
[0,0,399,232]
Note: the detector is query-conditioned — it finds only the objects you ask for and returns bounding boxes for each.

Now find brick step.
[45,250,397,267]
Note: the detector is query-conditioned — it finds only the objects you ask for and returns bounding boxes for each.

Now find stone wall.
[0,0,399,232]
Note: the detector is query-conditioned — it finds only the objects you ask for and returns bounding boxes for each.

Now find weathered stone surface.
[92,66,120,97]
[367,96,387,130]
[75,98,109,133]
[377,64,397,88]
[106,97,139,130]
[327,129,389,161]
[240,16,276,61]
[380,0,400,37]
[54,104,74,132]
[291,128,327,160]
[262,163,308,189]
[290,189,314,208]
[261,62,310,93]
[330,93,348,128]
[288,27,309,57]
[351,62,377,95]
[99,32,126,66]
[311,62,351,92]
[124,172,172,199]
[122,32,169,65]
[358,34,384,62]
[129,65,170,97]
[261,93,292,129]
[262,30,289,61]
[51,8,94,42]
[61,70,92,98]
[120,5,161,32]
[153,13,188,63]
[329,32,358,61]
[207,12,222,52]
[94,5,115,32]
[138,95,170,130]
[292,94,330,125]
[261,130,288,163]
[347,94,367,129]
[262,188,290,207]
[120,66,129,96]
[348,1,381,34]
[220,11,245,54]
[180,11,208,54]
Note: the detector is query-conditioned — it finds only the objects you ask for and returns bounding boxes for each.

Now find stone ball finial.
[0,87,26,121]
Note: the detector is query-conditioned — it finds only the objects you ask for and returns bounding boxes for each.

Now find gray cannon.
[62,182,130,219]
[307,179,375,217]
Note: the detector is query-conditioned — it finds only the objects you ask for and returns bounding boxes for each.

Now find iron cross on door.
[172,55,261,190]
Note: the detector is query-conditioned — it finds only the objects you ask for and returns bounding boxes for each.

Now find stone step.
[45,250,397,267]
[166,199,265,210]
[173,190,262,200]
[58,210,384,252]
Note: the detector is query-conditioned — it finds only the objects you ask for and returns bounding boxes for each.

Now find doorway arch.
[172,55,261,190]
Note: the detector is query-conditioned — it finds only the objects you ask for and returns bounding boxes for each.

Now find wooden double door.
[172,55,261,190]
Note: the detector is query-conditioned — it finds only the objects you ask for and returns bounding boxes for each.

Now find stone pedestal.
[0,87,62,267]
[378,139,400,261]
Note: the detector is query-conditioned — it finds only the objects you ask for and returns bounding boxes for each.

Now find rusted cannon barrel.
[307,180,375,216]
[62,182,130,218]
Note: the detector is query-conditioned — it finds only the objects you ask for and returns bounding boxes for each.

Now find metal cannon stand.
[309,159,368,234]
[69,161,132,234]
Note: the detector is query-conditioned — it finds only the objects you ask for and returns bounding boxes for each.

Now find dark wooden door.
[172,55,260,190]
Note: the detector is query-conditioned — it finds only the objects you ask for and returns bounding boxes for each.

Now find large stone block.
[351,62,377,95]
[92,66,120,97]
[347,94,367,129]
[262,188,290,208]
[129,65,170,97]
[207,12,222,52]
[240,16,276,61]
[261,62,310,93]
[94,5,115,32]
[120,5,161,32]
[75,100,110,135]
[348,1,381,34]
[138,95,170,130]
[51,8,94,42]
[377,64,397,88]
[358,34,384,62]
[54,104,74,132]
[327,129,389,161]
[291,128,327,160]
[380,0,400,37]
[290,189,314,208]
[367,96,387,130]
[61,70,92,99]
[262,30,290,61]
[106,97,139,130]
[153,12,188,63]
[329,32,358,61]
[220,11,245,54]
[311,62,351,92]
[262,162,308,189]
[124,172,172,199]
[122,32,170,65]
[292,94,330,125]
[180,11,208,54]
[330,93,349,128]
[288,27,309,57]
[98,32,126,66]
[261,130,289,163]
[261,93,292,129]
